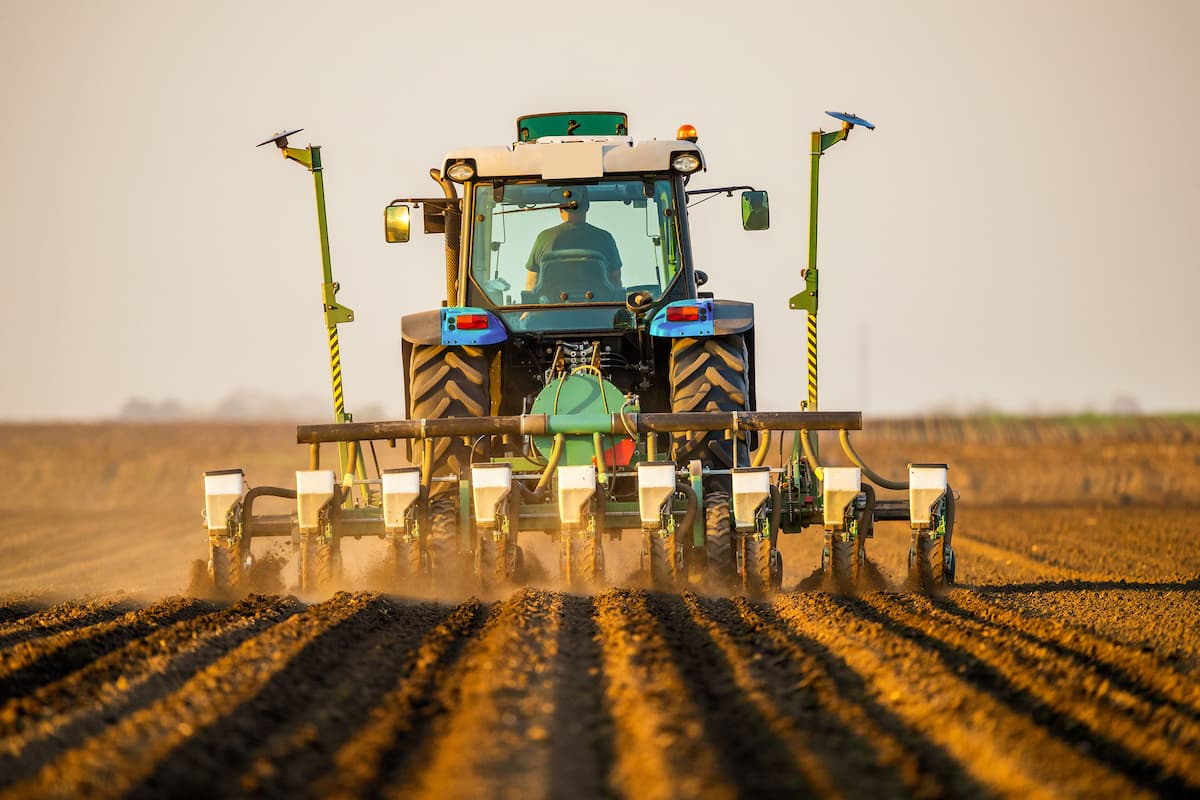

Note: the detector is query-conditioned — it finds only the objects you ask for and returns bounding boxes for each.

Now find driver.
[524,187,623,291]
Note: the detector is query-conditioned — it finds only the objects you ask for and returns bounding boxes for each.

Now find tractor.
[200,111,956,597]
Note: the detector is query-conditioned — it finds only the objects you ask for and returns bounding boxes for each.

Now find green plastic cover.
[517,112,629,142]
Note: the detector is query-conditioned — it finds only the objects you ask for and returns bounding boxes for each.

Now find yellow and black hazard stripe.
[806,313,818,411]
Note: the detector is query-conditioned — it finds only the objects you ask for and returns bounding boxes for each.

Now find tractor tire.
[740,533,773,598]
[561,532,602,593]
[828,535,863,592]
[704,492,734,591]
[408,344,490,495]
[669,335,750,470]
[425,497,461,587]
[298,534,339,594]
[645,528,679,591]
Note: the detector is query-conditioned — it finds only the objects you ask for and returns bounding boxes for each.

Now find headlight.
[446,161,476,182]
[671,152,702,174]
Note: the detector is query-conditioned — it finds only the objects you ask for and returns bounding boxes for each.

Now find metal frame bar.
[296,410,862,444]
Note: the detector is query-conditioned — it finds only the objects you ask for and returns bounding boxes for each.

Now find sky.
[2,0,1197,420]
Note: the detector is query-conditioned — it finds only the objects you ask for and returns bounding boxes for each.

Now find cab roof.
[441,112,704,180]
[441,136,706,181]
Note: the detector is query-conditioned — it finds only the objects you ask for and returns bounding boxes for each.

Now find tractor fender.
[712,299,754,335]
[401,307,509,346]
[400,309,443,345]
[649,299,755,338]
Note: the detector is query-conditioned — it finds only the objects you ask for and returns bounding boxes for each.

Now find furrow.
[593,588,738,800]
[0,595,303,786]
[394,589,569,800]
[215,597,470,799]
[953,532,1109,584]
[0,596,43,626]
[948,590,1200,718]
[0,596,140,649]
[871,592,1200,791]
[675,592,845,798]
[772,593,1151,800]
[689,592,990,799]
[0,597,213,703]
[0,592,383,800]
[314,597,484,800]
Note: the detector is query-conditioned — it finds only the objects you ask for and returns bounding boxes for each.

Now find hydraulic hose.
[943,483,956,546]
[859,482,876,537]
[676,481,699,537]
[533,433,565,495]
[420,438,433,493]
[799,429,824,481]
[752,430,772,468]
[768,484,782,549]
[838,429,908,490]
[508,478,522,535]
[242,486,298,524]
[592,432,608,485]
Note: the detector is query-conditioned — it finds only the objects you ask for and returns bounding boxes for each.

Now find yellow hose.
[420,438,433,492]
[751,429,772,468]
[799,429,824,481]
[592,432,608,484]
[838,429,908,490]
[534,433,565,493]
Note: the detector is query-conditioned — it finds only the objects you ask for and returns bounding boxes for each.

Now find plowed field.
[2,418,1199,798]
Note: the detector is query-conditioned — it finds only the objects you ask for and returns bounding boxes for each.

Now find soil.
[1,417,1198,798]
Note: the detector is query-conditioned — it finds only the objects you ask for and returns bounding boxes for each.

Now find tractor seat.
[525,249,623,304]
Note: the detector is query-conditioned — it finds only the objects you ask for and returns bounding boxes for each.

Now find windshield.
[468,178,682,309]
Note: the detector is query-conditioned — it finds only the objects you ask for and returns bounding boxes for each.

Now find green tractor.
[200,112,956,597]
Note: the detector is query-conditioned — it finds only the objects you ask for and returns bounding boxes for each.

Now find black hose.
[943,484,956,547]
[517,480,557,507]
[676,481,699,540]
[242,486,297,523]
[859,482,876,539]
[595,480,607,540]
[768,484,782,550]
[508,480,522,524]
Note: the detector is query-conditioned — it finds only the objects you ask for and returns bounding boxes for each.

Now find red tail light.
[455,314,489,330]
[666,305,701,322]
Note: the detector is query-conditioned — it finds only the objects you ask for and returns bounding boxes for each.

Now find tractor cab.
[385,111,766,336]
[467,177,685,332]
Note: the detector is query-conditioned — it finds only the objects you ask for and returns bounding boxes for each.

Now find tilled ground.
[1,418,1198,798]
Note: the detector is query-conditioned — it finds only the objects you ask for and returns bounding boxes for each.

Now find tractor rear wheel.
[704,492,734,591]
[669,335,750,470]
[408,344,490,495]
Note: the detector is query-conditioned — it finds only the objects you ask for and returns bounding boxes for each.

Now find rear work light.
[666,305,702,322]
[455,313,490,330]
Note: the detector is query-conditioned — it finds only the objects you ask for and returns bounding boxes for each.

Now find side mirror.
[385,204,411,243]
[741,190,769,231]
[694,270,709,287]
